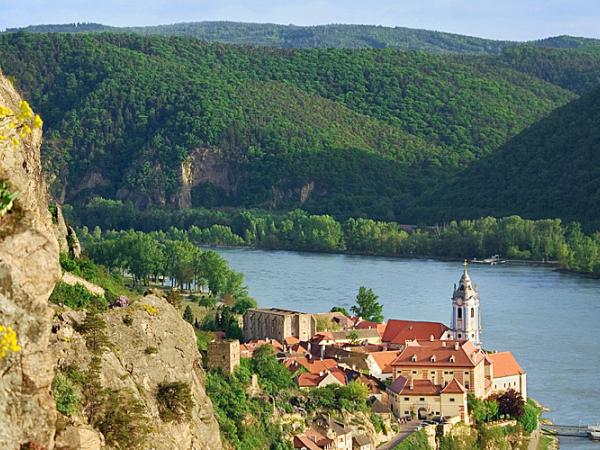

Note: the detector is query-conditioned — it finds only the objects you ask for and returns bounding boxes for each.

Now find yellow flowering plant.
[0,325,21,359]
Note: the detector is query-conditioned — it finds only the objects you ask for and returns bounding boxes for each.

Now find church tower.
[451,261,481,345]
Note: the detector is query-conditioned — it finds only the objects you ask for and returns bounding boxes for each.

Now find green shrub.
[52,372,79,416]
[95,389,150,450]
[49,282,108,310]
[156,381,193,423]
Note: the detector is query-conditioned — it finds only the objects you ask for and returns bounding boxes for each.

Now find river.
[215,248,600,449]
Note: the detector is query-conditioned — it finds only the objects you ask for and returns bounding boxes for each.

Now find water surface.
[215,248,600,449]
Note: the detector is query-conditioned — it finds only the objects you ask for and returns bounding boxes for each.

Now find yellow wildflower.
[142,304,159,316]
[11,137,19,146]
[19,124,31,138]
[0,325,21,359]
[17,100,33,121]
[33,114,43,129]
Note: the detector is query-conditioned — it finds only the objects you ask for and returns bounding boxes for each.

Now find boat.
[470,254,506,265]
[589,424,600,440]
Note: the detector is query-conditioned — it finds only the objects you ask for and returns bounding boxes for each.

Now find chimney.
[442,341,447,348]
[410,378,414,390]
[429,335,434,341]
[454,342,459,350]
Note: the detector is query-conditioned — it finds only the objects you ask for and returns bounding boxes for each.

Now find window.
[457,308,462,319]
[464,371,469,375]
[412,371,417,374]
[404,397,409,401]
[404,411,410,415]
[471,308,475,318]
[450,398,455,402]
[419,398,425,401]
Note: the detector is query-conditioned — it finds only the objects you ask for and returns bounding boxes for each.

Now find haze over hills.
[7,21,600,54]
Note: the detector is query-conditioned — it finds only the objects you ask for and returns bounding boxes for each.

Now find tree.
[351,286,383,322]
[518,401,539,433]
[497,389,525,418]
[183,305,194,324]
[347,330,360,344]
[251,344,293,395]
[330,306,349,317]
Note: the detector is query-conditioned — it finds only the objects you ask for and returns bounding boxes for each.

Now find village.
[205,263,528,449]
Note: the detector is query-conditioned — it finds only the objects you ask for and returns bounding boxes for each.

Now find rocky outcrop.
[51,294,223,450]
[0,72,61,448]
[175,147,236,208]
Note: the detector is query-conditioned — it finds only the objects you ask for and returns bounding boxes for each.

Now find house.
[243,308,317,342]
[240,338,284,358]
[382,319,450,348]
[352,434,374,450]
[387,376,469,422]
[293,427,334,450]
[390,338,489,398]
[313,418,353,450]
[298,368,346,390]
[355,320,387,337]
[488,351,527,399]
[369,351,401,380]
[285,356,338,375]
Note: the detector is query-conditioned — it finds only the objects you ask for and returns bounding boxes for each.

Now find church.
[386,263,527,422]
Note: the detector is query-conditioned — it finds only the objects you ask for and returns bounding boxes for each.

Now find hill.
[8,21,600,54]
[0,32,574,219]
[415,86,600,224]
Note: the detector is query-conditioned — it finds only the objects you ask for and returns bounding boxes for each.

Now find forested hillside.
[0,32,574,219]
[9,21,600,54]
[417,85,600,224]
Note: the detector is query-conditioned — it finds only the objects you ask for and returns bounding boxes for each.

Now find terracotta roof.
[390,339,485,368]
[311,332,334,343]
[285,336,301,346]
[295,427,333,449]
[370,351,401,374]
[382,319,449,344]
[298,368,346,388]
[293,434,322,450]
[240,338,284,356]
[488,352,525,378]
[441,378,467,394]
[394,378,441,396]
[356,320,387,336]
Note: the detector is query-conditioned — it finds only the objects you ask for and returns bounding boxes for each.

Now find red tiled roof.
[288,357,338,374]
[285,336,301,346]
[370,351,401,374]
[356,321,387,337]
[441,378,467,394]
[240,339,284,356]
[382,320,449,344]
[488,352,525,378]
[390,339,485,368]
[293,434,322,450]
[391,378,441,396]
[298,369,345,388]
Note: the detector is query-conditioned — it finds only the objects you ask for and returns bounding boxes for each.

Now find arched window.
[471,308,475,318]
[457,308,462,319]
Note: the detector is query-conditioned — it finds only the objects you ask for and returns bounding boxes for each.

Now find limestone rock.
[0,72,61,448]
[51,294,223,450]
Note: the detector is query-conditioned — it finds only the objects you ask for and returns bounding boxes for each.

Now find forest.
[1,31,593,222]
[73,202,600,276]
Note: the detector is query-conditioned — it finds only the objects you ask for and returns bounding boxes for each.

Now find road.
[377,421,421,450]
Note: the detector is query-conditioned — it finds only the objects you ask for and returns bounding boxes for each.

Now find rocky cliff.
[0,71,61,448]
[0,72,222,449]
[52,294,223,450]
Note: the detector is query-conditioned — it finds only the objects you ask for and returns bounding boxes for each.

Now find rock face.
[52,294,223,450]
[0,72,61,448]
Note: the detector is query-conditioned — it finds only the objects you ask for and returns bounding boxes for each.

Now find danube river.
[216,248,600,450]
